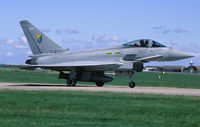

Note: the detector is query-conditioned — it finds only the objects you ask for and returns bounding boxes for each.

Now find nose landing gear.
[128,71,136,88]
[129,81,135,88]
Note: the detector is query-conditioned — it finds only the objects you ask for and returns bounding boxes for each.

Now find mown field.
[0,90,199,127]
[0,67,200,88]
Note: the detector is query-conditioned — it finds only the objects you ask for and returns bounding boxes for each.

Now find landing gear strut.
[67,68,77,87]
[128,71,135,88]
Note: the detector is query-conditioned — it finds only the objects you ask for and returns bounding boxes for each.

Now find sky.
[0,0,200,66]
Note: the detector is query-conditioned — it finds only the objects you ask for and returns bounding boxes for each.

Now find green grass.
[0,69,63,84]
[108,72,200,88]
[0,90,199,127]
[1,67,200,88]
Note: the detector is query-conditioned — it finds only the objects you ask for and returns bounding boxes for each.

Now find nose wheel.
[129,71,136,88]
[129,81,135,88]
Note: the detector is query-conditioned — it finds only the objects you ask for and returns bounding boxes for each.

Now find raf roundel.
[37,34,42,43]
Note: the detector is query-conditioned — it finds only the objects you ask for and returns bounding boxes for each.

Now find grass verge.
[0,90,199,127]
[1,67,200,88]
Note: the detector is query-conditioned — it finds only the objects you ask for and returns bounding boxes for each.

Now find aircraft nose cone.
[165,49,195,61]
[182,52,195,58]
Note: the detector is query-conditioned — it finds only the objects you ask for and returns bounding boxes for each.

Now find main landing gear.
[128,71,136,88]
[67,78,77,86]
[67,68,77,87]
[95,81,104,87]
[62,69,135,88]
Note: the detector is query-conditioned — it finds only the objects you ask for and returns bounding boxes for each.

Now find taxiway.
[0,82,200,96]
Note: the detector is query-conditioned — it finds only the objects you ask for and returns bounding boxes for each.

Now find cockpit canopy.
[123,39,166,48]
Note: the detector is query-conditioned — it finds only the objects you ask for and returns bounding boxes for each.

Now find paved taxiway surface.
[0,82,200,96]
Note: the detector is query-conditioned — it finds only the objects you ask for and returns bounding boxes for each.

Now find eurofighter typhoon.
[20,20,194,88]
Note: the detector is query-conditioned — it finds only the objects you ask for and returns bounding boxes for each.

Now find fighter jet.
[20,20,195,88]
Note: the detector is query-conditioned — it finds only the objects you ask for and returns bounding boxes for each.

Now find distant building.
[144,60,200,73]
[144,66,185,72]
[162,66,185,72]
[183,60,199,73]
[143,66,160,72]
[184,66,197,73]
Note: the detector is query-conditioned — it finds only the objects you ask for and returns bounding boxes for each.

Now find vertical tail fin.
[20,20,62,55]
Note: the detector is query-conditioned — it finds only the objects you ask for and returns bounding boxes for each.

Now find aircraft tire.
[96,82,104,87]
[129,82,135,88]
[67,79,77,86]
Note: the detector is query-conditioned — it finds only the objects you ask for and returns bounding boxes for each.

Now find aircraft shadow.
[9,84,96,87]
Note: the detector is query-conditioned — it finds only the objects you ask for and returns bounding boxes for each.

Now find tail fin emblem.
[37,34,42,43]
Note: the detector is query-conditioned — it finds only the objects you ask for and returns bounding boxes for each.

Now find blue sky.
[0,0,200,66]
